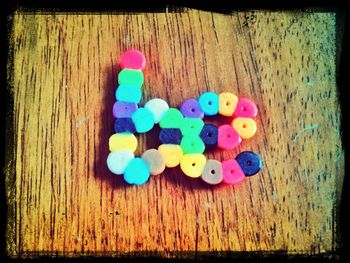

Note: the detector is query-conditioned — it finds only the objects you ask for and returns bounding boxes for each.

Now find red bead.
[221,159,245,184]
[233,98,258,118]
[120,50,146,71]
[217,124,241,150]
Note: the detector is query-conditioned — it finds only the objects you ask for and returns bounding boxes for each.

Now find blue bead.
[198,92,219,116]
[115,84,142,103]
[123,157,151,185]
[159,128,182,144]
[114,118,136,133]
[235,151,263,176]
[200,124,218,149]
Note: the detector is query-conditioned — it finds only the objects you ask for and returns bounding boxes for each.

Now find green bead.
[118,69,144,87]
[159,108,184,129]
[180,118,204,136]
[180,135,205,154]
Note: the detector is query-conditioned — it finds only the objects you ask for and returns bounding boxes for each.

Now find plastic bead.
[131,108,155,133]
[198,92,219,116]
[159,108,184,129]
[115,85,142,104]
[159,128,182,144]
[180,118,204,136]
[221,159,245,184]
[233,98,258,118]
[158,144,183,168]
[201,160,223,185]
[120,50,146,71]
[123,157,150,185]
[113,101,138,118]
[144,98,169,124]
[141,149,166,175]
[199,124,218,150]
[179,99,204,119]
[180,154,207,178]
[114,118,136,133]
[217,124,242,150]
[232,117,257,139]
[109,133,137,152]
[180,135,205,154]
[107,150,134,175]
[118,69,144,87]
[235,151,263,176]
[219,92,238,116]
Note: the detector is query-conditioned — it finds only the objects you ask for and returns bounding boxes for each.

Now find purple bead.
[179,99,204,119]
[113,101,138,118]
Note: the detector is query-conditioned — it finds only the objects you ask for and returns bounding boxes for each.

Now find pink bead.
[222,159,245,184]
[217,124,241,150]
[233,98,258,118]
[120,50,146,71]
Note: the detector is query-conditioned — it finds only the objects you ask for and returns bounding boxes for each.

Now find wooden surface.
[6,10,344,258]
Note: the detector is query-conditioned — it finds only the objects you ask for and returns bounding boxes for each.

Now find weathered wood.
[6,10,343,257]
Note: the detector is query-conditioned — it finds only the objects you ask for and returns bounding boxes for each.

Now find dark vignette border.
[1,0,347,262]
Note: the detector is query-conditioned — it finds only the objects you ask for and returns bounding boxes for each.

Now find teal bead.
[132,108,155,133]
[180,118,204,136]
[198,92,219,116]
[115,84,142,103]
[118,69,144,87]
[123,157,151,185]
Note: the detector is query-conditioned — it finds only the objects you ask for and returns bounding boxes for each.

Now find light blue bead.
[115,84,142,103]
[198,92,219,116]
[131,108,155,133]
[123,157,151,185]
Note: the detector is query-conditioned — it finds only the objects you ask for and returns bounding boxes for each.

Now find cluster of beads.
[107,50,263,186]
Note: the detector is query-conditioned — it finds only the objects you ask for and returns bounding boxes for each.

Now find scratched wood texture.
[6,10,344,258]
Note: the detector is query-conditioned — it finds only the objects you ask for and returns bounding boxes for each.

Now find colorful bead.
[219,92,238,116]
[158,144,183,168]
[232,117,257,139]
[123,157,150,185]
[118,69,144,87]
[115,85,142,104]
[234,98,258,118]
[180,99,204,119]
[109,133,137,152]
[114,118,136,133]
[131,108,155,133]
[159,108,184,129]
[120,50,146,71]
[235,151,263,176]
[180,154,207,178]
[199,124,218,150]
[201,160,223,185]
[180,135,205,154]
[159,128,182,144]
[180,118,204,136]
[141,149,166,175]
[221,159,245,184]
[107,150,134,175]
[113,101,138,118]
[198,92,219,116]
[217,124,241,150]
[144,98,169,124]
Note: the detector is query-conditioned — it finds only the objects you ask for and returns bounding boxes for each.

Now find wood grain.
[6,10,344,257]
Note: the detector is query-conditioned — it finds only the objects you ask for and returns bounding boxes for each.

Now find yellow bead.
[180,154,207,178]
[232,117,257,139]
[109,133,137,152]
[158,144,183,168]
[219,92,238,116]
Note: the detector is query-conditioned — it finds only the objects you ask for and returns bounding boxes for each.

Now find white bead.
[107,150,134,175]
[144,98,169,124]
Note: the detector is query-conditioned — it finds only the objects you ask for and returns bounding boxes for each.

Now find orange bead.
[232,117,257,139]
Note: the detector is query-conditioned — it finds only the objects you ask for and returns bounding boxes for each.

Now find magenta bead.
[233,98,258,118]
[113,101,138,118]
[222,159,245,184]
[179,99,204,119]
[217,124,241,150]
